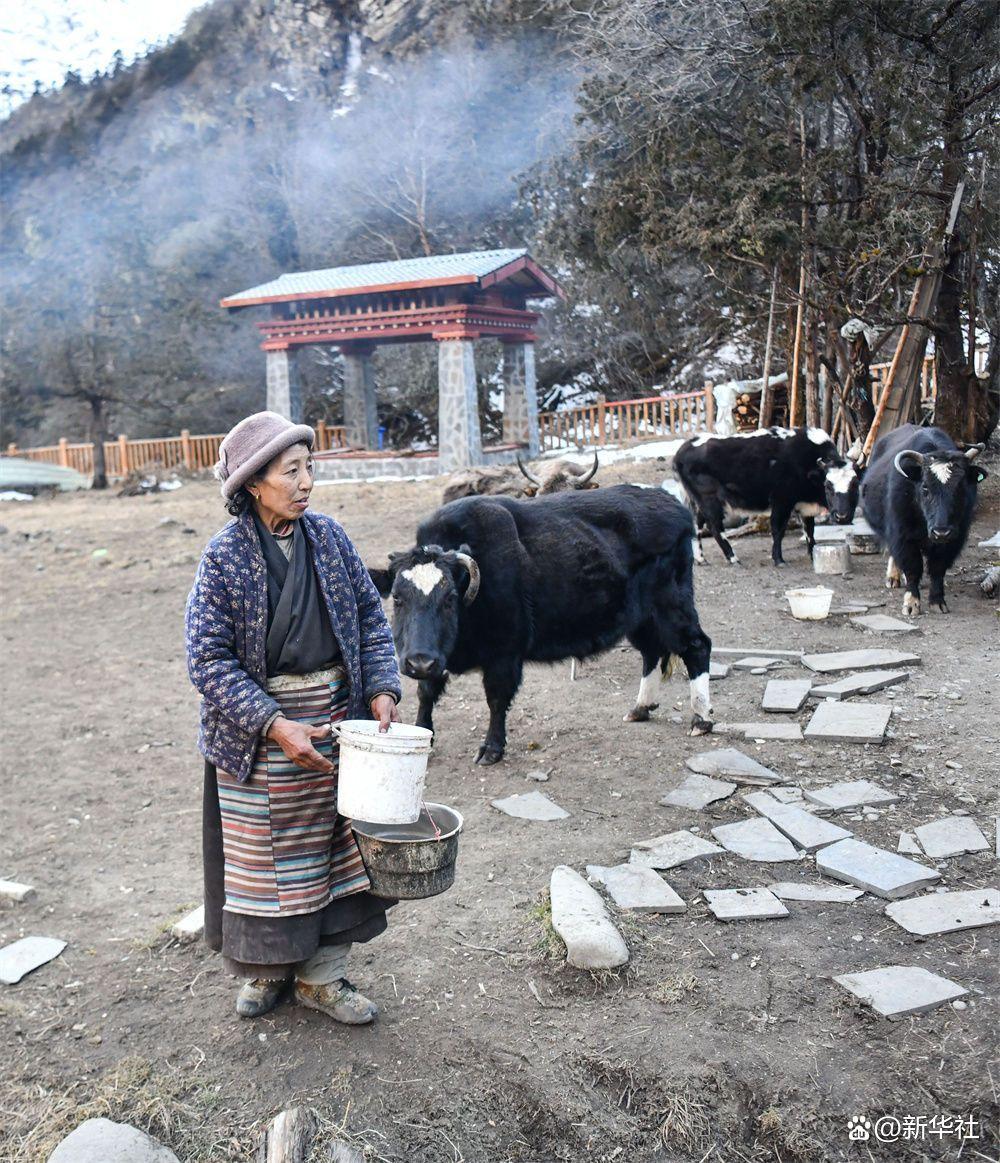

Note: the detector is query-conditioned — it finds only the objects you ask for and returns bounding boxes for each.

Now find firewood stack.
[734,384,789,431]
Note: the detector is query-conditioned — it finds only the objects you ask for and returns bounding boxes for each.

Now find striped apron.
[216,667,371,917]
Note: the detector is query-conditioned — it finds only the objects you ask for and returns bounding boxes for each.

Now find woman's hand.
[266,716,335,773]
[370,694,400,733]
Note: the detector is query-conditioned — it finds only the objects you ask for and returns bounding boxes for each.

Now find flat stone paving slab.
[834,965,966,1019]
[659,772,736,810]
[731,656,784,671]
[630,830,724,870]
[803,779,899,812]
[0,935,67,984]
[851,614,919,633]
[709,660,730,680]
[898,831,921,855]
[491,791,569,821]
[801,649,920,674]
[0,879,35,902]
[586,863,686,913]
[813,525,849,542]
[711,818,800,862]
[744,791,853,851]
[723,721,804,741]
[804,701,891,743]
[768,881,864,903]
[816,838,939,899]
[550,865,629,969]
[809,670,910,700]
[762,679,813,713]
[884,889,1000,936]
[704,887,789,921]
[914,816,991,859]
[170,904,204,943]
[685,748,781,785]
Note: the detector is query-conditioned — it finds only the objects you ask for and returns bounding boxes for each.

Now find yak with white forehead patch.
[369,486,713,765]
[861,424,987,616]
[674,426,862,566]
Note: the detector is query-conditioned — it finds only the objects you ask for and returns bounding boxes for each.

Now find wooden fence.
[537,386,714,452]
[6,421,348,480]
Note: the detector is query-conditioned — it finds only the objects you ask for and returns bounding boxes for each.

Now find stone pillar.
[501,340,540,455]
[265,347,302,422]
[436,337,483,471]
[341,344,378,449]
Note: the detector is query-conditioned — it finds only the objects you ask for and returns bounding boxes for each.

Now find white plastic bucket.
[785,586,834,620]
[813,543,850,575]
[334,721,433,824]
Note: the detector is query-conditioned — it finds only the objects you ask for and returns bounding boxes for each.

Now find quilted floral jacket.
[185,507,401,783]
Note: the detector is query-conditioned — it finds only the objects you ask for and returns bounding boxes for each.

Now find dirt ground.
[1,449,998,1163]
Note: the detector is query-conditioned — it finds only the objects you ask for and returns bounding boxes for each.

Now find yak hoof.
[624,705,654,723]
[689,715,714,737]
[475,746,504,766]
[902,593,921,618]
[931,600,949,614]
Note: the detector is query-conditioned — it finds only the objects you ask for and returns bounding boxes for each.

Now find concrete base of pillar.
[501,341,539,455]
[266,349,302,422]
[342,348,378,449]
[437,338,484,471]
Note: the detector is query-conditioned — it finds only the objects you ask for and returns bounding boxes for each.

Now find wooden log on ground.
[258,1109,316,1163]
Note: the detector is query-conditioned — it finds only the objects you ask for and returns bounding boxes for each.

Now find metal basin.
[351,802,463,900]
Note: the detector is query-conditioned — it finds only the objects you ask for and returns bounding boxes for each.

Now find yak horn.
[893,450,925,479]
[452,552,481,605]
[964,443,985,461]
[572,450,600,487]
[516,455,541,486]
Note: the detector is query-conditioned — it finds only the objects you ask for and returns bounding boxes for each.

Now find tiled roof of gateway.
[223,248,537,306]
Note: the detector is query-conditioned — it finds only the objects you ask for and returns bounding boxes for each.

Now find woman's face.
[250,442,314,528]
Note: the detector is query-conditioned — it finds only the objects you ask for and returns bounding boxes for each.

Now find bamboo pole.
[758,265,779,429]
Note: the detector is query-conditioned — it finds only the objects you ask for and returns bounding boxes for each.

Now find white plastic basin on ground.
[785,586,834,620]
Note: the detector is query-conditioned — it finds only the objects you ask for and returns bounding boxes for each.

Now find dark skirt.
[202,760,394,979]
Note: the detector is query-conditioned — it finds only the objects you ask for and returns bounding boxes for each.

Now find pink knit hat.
[215,412,315,499]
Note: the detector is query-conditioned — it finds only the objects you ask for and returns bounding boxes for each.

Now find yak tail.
[661,654,680,679]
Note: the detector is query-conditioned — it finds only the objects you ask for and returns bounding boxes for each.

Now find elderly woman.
[186,411,401,1023]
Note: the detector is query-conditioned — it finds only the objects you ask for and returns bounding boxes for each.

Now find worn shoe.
[293,978,378,1025]
[236,977,287,1018]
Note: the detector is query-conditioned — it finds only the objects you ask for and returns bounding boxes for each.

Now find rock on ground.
[629,830,724,870]
[549,865,629,970]
[833,965,967,1019]
[491,791,569,821]
[48,1118,179,1162]
[658,772,736,810]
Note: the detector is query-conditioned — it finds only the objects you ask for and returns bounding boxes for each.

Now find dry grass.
[527,892,566,962]
[650,970,699,1005]
[0,1056,396,1162]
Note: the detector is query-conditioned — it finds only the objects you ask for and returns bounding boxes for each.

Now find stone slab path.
[711,818,800,862]
[851,614,919,633]
[586,863,686,913]
[743,791,853,851]
[0,878,34,902]
[762,679,813,713]
[808,670,910,699]
[884,889,1000,936]
[703,887,789,921]
[816,838,939,899]
[685,748,781,785]
[834,965,966,1018]
[804,700,891,743]
[913,816,991,859]
[630,830,724,870]
[491,791,569,821]
[803,780,898,812]
[801,649,920,673]
[659,772,736,810]
[550,865,629,969]
[768,881,864,903]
